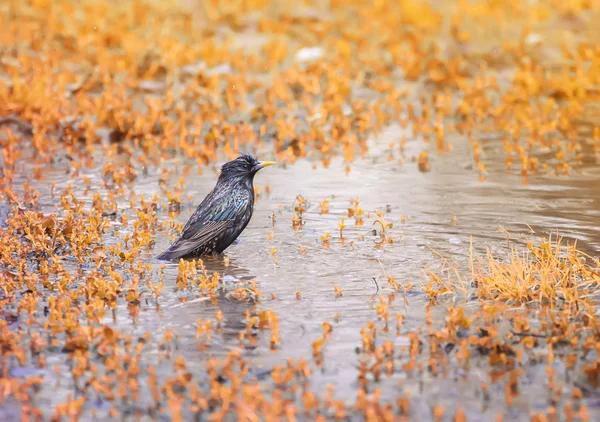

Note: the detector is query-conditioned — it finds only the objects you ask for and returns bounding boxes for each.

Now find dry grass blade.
[473,235,600,306]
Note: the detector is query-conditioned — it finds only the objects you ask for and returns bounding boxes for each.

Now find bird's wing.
[182,220,231,243]
[181,188,251,241]
[160,188,251,259]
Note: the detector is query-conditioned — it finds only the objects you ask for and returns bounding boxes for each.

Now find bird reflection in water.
[158,255,262,352]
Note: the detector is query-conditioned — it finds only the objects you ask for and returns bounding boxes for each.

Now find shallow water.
[3,121,598,420]
[2,1,600,419]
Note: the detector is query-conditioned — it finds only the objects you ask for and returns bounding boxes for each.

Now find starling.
[156,154,275,261]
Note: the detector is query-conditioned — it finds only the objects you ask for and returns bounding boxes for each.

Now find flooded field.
[1,0,600,421]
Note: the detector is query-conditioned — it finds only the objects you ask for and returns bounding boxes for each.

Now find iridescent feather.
[156,154,273,261]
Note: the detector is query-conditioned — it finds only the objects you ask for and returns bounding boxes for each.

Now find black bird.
[156,154,275,261]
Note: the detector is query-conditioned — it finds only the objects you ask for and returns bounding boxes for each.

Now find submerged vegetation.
[0,0,599,420]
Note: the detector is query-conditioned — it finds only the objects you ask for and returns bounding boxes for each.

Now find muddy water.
[5,122,595,420]
[1,2,600,420]
[3,26,600,419]
[1,91,599,420]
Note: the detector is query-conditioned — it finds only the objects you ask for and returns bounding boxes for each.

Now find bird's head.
[219,154,275,182]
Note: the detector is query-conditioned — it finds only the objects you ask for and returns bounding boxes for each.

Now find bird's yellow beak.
[259,161,276,168]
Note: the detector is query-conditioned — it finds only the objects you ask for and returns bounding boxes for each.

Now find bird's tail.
[156,238,199,261]
[155,246,181,261]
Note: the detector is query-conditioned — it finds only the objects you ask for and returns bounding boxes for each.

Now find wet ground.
[1,0,600,421]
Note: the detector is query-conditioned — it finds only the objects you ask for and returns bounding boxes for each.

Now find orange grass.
[1,0,600,420]
[473,235,600,306]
